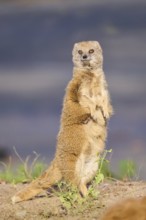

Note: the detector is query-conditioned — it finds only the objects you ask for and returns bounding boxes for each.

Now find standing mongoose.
[12,41,113,203]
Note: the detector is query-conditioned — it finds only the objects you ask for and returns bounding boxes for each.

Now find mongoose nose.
[82,54,87,59]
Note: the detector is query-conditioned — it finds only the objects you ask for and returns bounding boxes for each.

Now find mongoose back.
[12,41,113,203]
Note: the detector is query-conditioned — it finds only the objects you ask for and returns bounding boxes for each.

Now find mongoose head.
[72,41,103,69]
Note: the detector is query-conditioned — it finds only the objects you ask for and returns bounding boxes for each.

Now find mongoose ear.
[94,41,102,52]
[73,43,78,49]
[93,41,99,46]
[72,43,78,55]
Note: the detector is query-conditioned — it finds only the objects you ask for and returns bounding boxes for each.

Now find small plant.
[0,147,46,184]
[51,181,83,210]
[118,159,137,180]
[88,149,112,198]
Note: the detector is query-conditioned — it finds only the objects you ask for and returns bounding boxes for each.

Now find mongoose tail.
[11,160,62,203]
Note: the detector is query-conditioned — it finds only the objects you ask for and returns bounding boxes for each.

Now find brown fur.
[12,41,113,203]
[101,197,146,220]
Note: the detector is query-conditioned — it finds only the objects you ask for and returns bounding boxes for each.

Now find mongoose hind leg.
[79,182,88,197]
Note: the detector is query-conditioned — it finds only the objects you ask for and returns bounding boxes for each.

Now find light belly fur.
[75,153,99,184]
[75,121,104,184]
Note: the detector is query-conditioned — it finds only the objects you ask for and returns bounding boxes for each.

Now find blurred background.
[0,0,146,178]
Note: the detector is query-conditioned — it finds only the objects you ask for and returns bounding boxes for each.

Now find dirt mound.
[0,181,146,220]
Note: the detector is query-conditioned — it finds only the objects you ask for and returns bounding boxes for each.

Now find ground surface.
[0,180,146,220]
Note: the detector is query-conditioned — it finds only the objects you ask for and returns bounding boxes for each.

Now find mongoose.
[12,41,113,203]
[101,196,146,220]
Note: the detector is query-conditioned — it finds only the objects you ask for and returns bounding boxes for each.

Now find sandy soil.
[0,180,146,220]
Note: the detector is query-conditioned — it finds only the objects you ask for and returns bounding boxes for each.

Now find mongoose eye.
[89,49,94,54]
[78,50,83,55]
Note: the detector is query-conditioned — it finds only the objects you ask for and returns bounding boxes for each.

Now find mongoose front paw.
[101,105,113,119]
[82,116,91,124]
[79,113,91,124]
[91,109,106,126]
[103,111,109,120]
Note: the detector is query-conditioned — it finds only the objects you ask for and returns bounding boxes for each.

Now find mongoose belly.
[75,120,106,184]
[75,153,99,184]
